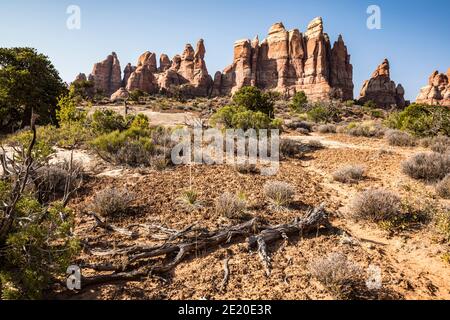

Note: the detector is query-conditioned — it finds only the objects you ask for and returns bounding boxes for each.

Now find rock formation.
[416,69,450,106]
[126,52,158,93]
[89,52,122,96]
[157,39,213,96]
[212,18,354,100]
[110,87,130,101]
[80,18,355,101]
[359,59,406,108]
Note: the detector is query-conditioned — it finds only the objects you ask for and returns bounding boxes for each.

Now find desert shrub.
[211,105,281,131]
[309,252,366,300]
[90,109,131,134]
[56,95,87,126]
[363,100,378,109]
[129,89,145,102]
[426,136,450,154]
[307,102,342,123]
[434,211,450,242]
[235,163,259,174]
[264,181,295,208]
[35,161,83,202]
[385,130,416,147]
[402,152,450,181]
[307,140,325,150]
[90,187,135,218]
[232,86,275,117]
[317,124,337,134]
[280,139,303,158]
[333,165,365,184]
[180,189,201,209]
[351,189,402,223]
[290,91,308,113]
[6,129,55,162]
[286,120,314,132]
[215,192,247,219]
[436,175,450,199]
[385,103,450,137]
[346,121,385,138]
[90,124,172,168]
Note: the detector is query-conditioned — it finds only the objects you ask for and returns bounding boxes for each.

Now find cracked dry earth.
[64,133,450,300]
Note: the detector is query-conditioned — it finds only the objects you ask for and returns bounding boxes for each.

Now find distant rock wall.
[78,17,354,102]
[416,69,450,106]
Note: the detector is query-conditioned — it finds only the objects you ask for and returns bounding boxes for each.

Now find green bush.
[307,102,342,123]
[90,109,131,134]
[232,86,275,117]
[290,91,308,113]
[56,95,87,125]
[211,105,282,131]
[386,104,450,137]
[90,124,173,168]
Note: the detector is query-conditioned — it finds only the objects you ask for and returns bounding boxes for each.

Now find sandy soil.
[57,131,450,300]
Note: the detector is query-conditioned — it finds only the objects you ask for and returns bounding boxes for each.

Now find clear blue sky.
[1,0,449,101]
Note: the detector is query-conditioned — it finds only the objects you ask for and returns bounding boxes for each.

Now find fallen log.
[79,205,330,290]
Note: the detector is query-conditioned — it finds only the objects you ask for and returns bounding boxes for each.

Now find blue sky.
[1,0,449,101]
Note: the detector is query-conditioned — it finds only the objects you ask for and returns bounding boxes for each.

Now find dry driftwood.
[80,205,330,289]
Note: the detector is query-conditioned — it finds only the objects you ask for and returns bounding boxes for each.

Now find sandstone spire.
[89,52,122,96]
[359,59,406,108]
[213,17,354,100]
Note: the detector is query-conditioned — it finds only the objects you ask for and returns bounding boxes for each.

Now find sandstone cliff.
[359,59,406,108]
[212,17,354,101]
[416,69,450,106]
[79,18,354,101]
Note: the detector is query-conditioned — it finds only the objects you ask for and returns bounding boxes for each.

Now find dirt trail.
[292,133,450,299]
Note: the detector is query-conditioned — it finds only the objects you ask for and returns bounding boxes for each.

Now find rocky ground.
[53,122,450,300]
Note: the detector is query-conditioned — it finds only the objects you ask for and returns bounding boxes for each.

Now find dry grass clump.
[385,130,416,147]
[317,124,337,134]
[280,139,303,158]
[179,189,202,210]
[35,160,83,202]
[90,187,135,218]
[309,252,366,300]
[264,181,295,208]
[333,165,366,184]
[307,140,324,150]
[351,189,401,223]
[436,175,450,199]
[402,152,450,181]
[235,162,259,175]
[215,192,247,219]
[347,122,385,138]
[421,136,450,154]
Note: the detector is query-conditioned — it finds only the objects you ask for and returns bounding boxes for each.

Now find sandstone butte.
[77,17,355,103]
[358,59,406,109]
[76,17,447,107]
[416,68,450,106]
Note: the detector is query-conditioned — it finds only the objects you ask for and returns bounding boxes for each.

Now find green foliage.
[307,102,342,123]
[363,100,378,109]
[89,121,172,168]
[129,90,145,102]
[0,47,67,131]
[56,95,87,125]
[90,109,131,134]
[0,199,78,299]
[68,79,94,102]
[6,129,54,162]
[232,86,275,117]
[386,103,450,137]
[211,105,282,131]
[290,91,308,113]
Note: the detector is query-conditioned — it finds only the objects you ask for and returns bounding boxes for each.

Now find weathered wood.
[79,206,330,290]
